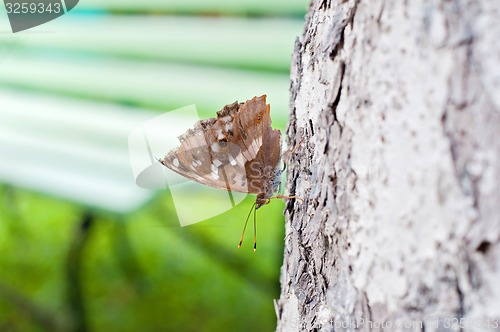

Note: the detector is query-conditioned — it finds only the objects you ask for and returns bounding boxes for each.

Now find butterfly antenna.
[253,205,257,252]
[238,203,256,249]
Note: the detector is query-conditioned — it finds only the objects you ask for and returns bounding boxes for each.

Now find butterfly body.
[161,95,282,209]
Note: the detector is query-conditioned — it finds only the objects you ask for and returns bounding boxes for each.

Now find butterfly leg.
[275,195,304,203]
[279,138,302,186]
[281,138,303,162]
[276,139,304,204]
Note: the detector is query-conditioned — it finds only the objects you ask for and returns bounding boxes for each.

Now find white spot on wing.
[211,164,219,179]
[228,155,237,166]
[211,142,220,153]
[173,158,179,167]
[217,129,224,140]
[213,159,222,167]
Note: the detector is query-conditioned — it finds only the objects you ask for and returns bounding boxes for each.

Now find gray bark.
[276,0,500,331]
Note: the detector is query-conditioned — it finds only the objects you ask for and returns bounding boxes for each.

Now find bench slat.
[0,52,290,124]
[0,89,196,213]
[1,16,302,72]
[77,0,307,16]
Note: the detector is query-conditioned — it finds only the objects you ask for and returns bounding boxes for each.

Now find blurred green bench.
[78,0,307,16]
[0,15,302,120]
[0,89,172,213]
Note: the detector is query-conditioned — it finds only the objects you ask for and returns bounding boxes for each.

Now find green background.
[0,1,307,331]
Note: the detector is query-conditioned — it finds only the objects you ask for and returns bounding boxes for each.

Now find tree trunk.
[276,0,500,331]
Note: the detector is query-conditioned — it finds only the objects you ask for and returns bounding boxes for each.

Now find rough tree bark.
[276,0,500,331]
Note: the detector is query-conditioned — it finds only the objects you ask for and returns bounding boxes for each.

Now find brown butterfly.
[160,95,292,251]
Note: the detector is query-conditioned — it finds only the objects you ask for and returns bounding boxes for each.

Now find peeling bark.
[277,0,500,331]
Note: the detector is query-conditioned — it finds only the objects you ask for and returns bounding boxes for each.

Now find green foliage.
[0,187,286,331]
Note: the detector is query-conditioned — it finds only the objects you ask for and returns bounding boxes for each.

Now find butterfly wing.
[161,95,280,194]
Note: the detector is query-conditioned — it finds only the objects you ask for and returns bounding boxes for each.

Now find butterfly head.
[255,194,271,209]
